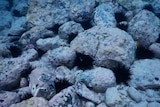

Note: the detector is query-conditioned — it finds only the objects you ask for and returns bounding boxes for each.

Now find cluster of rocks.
[0,0,160,107]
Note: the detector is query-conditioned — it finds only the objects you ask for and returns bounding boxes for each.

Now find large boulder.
[71,26,136,69]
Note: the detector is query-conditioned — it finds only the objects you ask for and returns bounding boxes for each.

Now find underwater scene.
[0,0,160,106]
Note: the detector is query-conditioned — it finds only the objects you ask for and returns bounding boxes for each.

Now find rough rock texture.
[42,46,76,68]
[36,36,67,51]
[58,21,84,40]
[19,26,54,45]
[10,97,50,107]
[128,59,160,89]
[75,82,104,104]
[71,26,136,68]
[49,86,82,107]
[0,0,9,10]
[29,68,56,100]
[149,43,160,58]
[8,17,27,36]
[128,10,160,48]
[92,3,116,27]
[0,58,30,90]
[76,67,116,92]
[0,87,31,107]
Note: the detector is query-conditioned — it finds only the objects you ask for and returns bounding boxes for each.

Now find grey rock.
[27,0,69,28]
[151,0,160,14]
[69,0,95,22]
[128,101,148,107]
[105,87,121,107]
[10,97,50,107]
[76,67,116,92]
[36,36,67,51]
[92,3,116,28]
[49,86,82,107]
[20,48,38,61]
[12,0,29,16]
[0,58,30,90]
[75,82,103,104]
[8,17,27,36]
[29,68,56,100]
[85,101,96,107]
[19,26,54,45]
[0,11,12,31]
[128,59,160,89]
[148,102,160,107]
[58,21,84,40]
[96,103,108,107]
[149,43,160,58]
[127,87,142,103]
[43,46,76,68]
[71,26,136,69]
[128,10,160,48]
[0,87,31,107]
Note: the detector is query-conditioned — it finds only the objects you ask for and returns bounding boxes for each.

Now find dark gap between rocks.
[156,34,160,43]
[115,12,127,22]
[21,67,33,78]
[115,12,128,31]
[112,64,130,85]
[13,10,21,17]
[7,0,13,11]
[9,45,22,58]
[55,80,72,93]
[67,33,77,44]
[156,13,160,19]
[52,24,61,34]
[75,52,93,70]
[136,46,154,59]
[143,4,154,12]
[79,20,92,30]
[37,49,46,58]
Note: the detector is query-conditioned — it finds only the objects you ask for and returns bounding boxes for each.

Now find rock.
[0,0,9,10]
[10,97,50,107]
[76,67,116,92]
[128,59,160,89]
[96,103,108,107]
[105,87,121,107]
[69,0,95,22]
[71,26,136,69]
[20,77,29,88]
[8,17,27,36]
[55,66,75,84]
[36,36,67,51]
[20,48,38,61]
[92,3,116,28]
[27,0,69,28]
[58,21,84,40]
[29,68,56,100]
[128,10,160,48]
[85,101,95,107]
[148,102,160,107]
[128,101,148,107]
[43,46,76,68]
[149,43,160,58]
[0,10,12,31]
[127,87,142,103]
[151,0,160,14]
[0,87,31,107]
[0,58,30,90]
[116,0,149,12]
[19,26,54,45]
[49,86,82,107]
[75,82,103,104]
